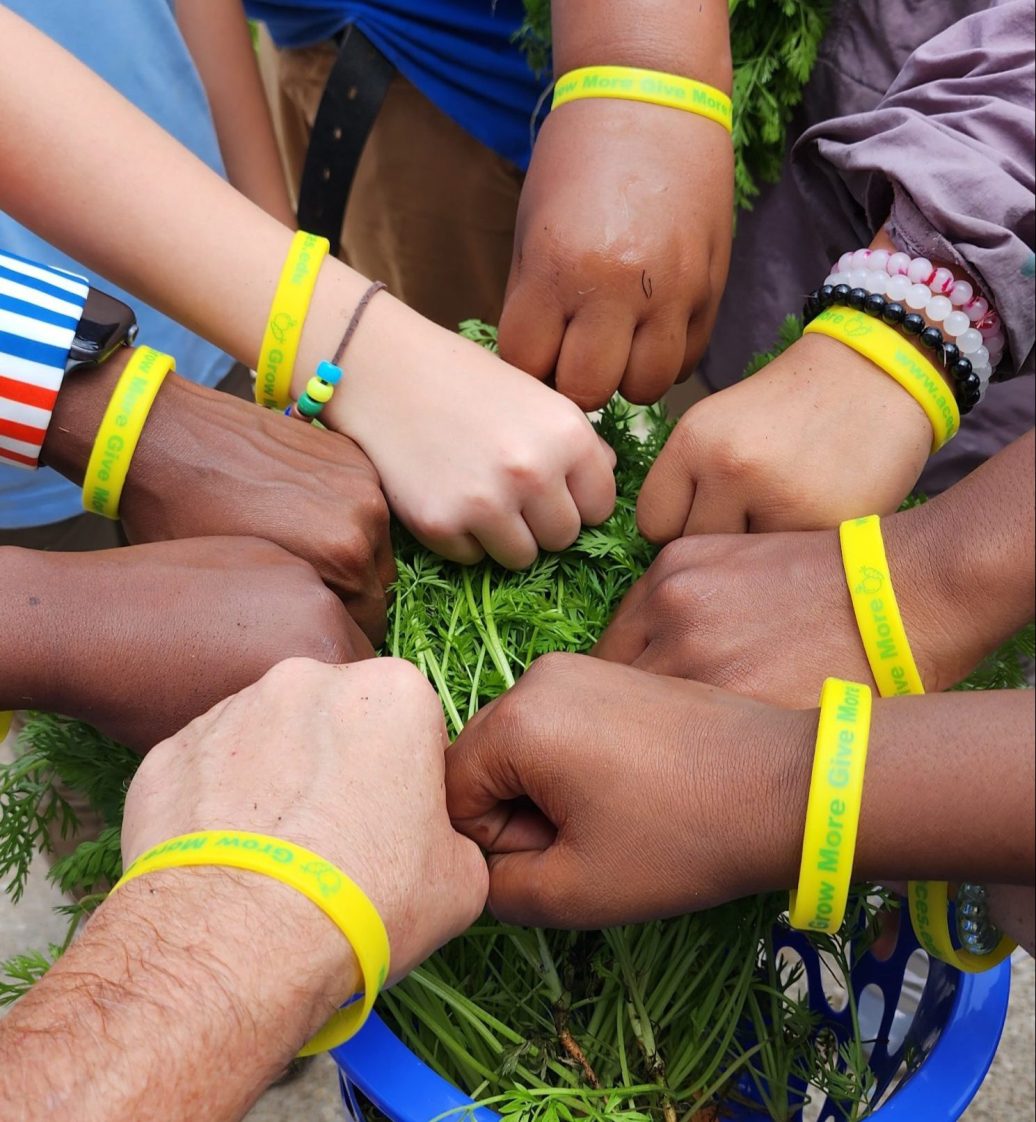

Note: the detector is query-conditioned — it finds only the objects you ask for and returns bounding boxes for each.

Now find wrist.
[2,865,358,1121]
[108,866,358,1044]
[0,546,77,711]
[40,345,135,481]
[883,498,1021,691]
[552,4,732,94]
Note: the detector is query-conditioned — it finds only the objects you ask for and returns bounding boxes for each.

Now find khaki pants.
[271,40,523,330]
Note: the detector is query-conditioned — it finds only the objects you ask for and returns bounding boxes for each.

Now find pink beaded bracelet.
[827,248,1002,392]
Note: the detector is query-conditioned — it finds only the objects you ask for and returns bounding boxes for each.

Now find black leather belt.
[295,25,395,250]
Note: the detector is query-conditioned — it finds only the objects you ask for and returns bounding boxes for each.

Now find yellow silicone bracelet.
[803,307,959,453]
[111,830,390,1055]
[82,346,174,520]
[908,880,1015,974]
[256,231,330,410]
[789,678,873,933]
[837,522,1016,970]
[552,66,733,134]
[839,515,926,698]
[0,711,11,741]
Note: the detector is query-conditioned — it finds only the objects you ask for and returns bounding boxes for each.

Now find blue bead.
[316,360,343,386]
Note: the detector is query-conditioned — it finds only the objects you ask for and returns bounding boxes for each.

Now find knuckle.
[409,506,460,543]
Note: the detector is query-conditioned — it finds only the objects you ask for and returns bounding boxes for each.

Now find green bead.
[297,393,323,417]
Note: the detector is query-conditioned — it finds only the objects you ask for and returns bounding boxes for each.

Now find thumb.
[636,425,698,544]
[485,846,585,929]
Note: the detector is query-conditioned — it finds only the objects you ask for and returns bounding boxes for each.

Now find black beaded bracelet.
[803,285,981,414]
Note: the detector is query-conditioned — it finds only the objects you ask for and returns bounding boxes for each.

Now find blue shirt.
[246,1,548,170]
[0,0,230,530]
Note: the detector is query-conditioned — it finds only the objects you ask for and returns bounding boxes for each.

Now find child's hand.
[498,101,733,411]
[637,333,933,541]
[331,302,618,568]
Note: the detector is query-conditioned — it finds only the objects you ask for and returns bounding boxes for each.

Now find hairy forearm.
[175,0,295,227]
[765,690,1035,892]
[552,0,732,91]
[0,869,355,1122]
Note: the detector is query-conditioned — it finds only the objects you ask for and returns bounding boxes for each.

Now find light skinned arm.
[596,428,1035,702]
[0,657,488,1122]
[445,654,1034,930]
[0,869,357,1122]
[499,1,734,409]
[0,7,616,568]
[174,0,296,227]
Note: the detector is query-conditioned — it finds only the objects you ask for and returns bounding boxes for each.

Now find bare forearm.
[768,691,1035,892]
[883,429,1035,690]
[0,8,363,394]
[552,1,732,91]
[175,0,295,227]
[0,869,355,1122]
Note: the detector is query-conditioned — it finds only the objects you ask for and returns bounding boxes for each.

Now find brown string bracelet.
[287,280,387,422]
[333,280,387,366]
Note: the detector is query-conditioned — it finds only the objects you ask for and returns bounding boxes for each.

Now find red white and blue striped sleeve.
[0,250,89,469]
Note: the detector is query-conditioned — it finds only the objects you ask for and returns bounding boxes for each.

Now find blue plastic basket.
[333,917,1011,1122]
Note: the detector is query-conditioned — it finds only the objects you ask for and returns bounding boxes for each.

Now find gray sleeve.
[792,0,1035,378]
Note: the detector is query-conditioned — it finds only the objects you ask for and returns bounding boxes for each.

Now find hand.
[121,375,396,645]
[123,657,488,980]
[498,101,733,411]
[43,354,395,646]
[37,537,375,753]
[637,333,933,540]
[594,530,873,705]
[331,305,618,568]
[446,653,806,928]
[594,518,972,704]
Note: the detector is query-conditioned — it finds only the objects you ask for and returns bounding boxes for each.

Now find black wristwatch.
[65,285,139,375]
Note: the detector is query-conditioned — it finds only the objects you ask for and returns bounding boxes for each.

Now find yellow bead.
[305,377,335,403]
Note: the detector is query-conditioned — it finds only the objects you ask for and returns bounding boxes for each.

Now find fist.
[594,530,874,705]
[446,653,803,928]
[499,100,733,411]
[53,536,375,752]
[122,375,395,645]
[637,333,933,540]
[123,657,488,980]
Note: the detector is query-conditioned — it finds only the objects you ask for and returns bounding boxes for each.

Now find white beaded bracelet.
[827,249,1000,392]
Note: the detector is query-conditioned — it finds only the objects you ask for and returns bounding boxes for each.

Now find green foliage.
[729,0,830,209]
[514,1,831,211]
[0,715,135,902]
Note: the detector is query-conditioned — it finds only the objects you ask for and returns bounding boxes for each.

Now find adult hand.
[594,518,965,704]
[499,101,733,411]
[331,307,618,568]
[123,657,488,980]
[637,332,933,540]
[44,355,395,646]
[446,653,805,928]
[32,537,374,753]
[122,376,395,645]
